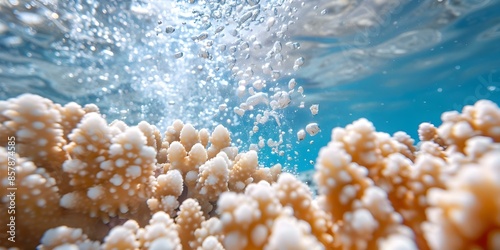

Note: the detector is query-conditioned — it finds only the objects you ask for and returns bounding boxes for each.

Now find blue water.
[1,0,499,172]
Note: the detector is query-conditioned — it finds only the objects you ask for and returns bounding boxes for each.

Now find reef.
[0,94,499,250]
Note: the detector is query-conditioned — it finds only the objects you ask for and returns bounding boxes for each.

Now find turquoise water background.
[1,0,499,172]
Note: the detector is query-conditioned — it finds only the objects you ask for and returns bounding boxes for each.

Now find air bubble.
[199,49,210,59]
[215,26,224,33]
[165,26,175,33]
[174,52,183,58]
[253,41,262,50]
[297,130,306,141]
[310,104,319,115]
[298,86,304,95]
[273,41,282,53]
[288,79,296,90]
[246,0,260,6]
[262,63,273,75]
[293,57,305,70]
[219,104,227,111]
[305,123,320,136]
[239,11,253,25]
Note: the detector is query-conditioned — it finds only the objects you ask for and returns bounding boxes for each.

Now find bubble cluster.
[0,0,321,169]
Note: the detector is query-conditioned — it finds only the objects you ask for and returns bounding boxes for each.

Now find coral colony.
[1,94,500,249]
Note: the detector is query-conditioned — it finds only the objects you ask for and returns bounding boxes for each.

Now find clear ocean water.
[1,0,499,172]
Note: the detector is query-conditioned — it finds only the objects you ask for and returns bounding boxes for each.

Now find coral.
[251,163,281,183]
[314,140,372,221]
[192,218,224,249]
[195,152,231,213]
[423,149,500,249]
[393,131,416,161]
[0,148,62,248]
[274,173,334,247]
[147,169,184,216]
[136,212,182,250]
[55,102,99,141]
[265,213,325,250]
[314,137,415,249]
[137,121,163,160]
[176,199,206,249]
[102,225,139,250]
[207,125,233,159]
[418,122,440,142]
[38,226,100,250]
[1,94,500,250]
[436,100,500,153]
[0,94,68,185]
[228,150,259,192]
[0,94,281,249]
[216,181,283,249]
[61,113,157,221]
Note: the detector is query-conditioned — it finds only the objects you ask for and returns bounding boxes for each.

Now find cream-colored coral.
[180,124,200,152]
[195,152,230,213]
[423,150,500,250]
[0,150,105,249]
[217,181,283,249]
[6,93,500,250]
[377,153,426,248]
[228,150,258,192]
[0,94,284,249]
[61,113,156,221]
[198,236,225,250]
[137,212,181,250]
[330,119,415,180]
[207,125,232,159]
[151,119,280,218]
[332,118,381,169]
[315,119,425,250]
[147,169,184,216]
[199,128,210,148]
[463,136,500,161]
[176,198,205,249]
[101,219,138,249]
[437,100,500,153]
[166,141,207,177]
[164,119,185,144]
[314,140,372,221]
[38,226,100,250]
[418,141,446,159]
[418,122,439,142]
[192,218,224,249]
[252,163,281,183]
[378,234,418,250]
[274,173,334,247]
[0,94,67,178]
[334,186,415,250]
[393,131,416,161]
[137,121,163,160]
[265,213,325,250]
[0,148,61,248]
[55,102,99,140]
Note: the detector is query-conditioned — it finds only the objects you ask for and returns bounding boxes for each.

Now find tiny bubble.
[174,52,183,58]
[165,26,175,33]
